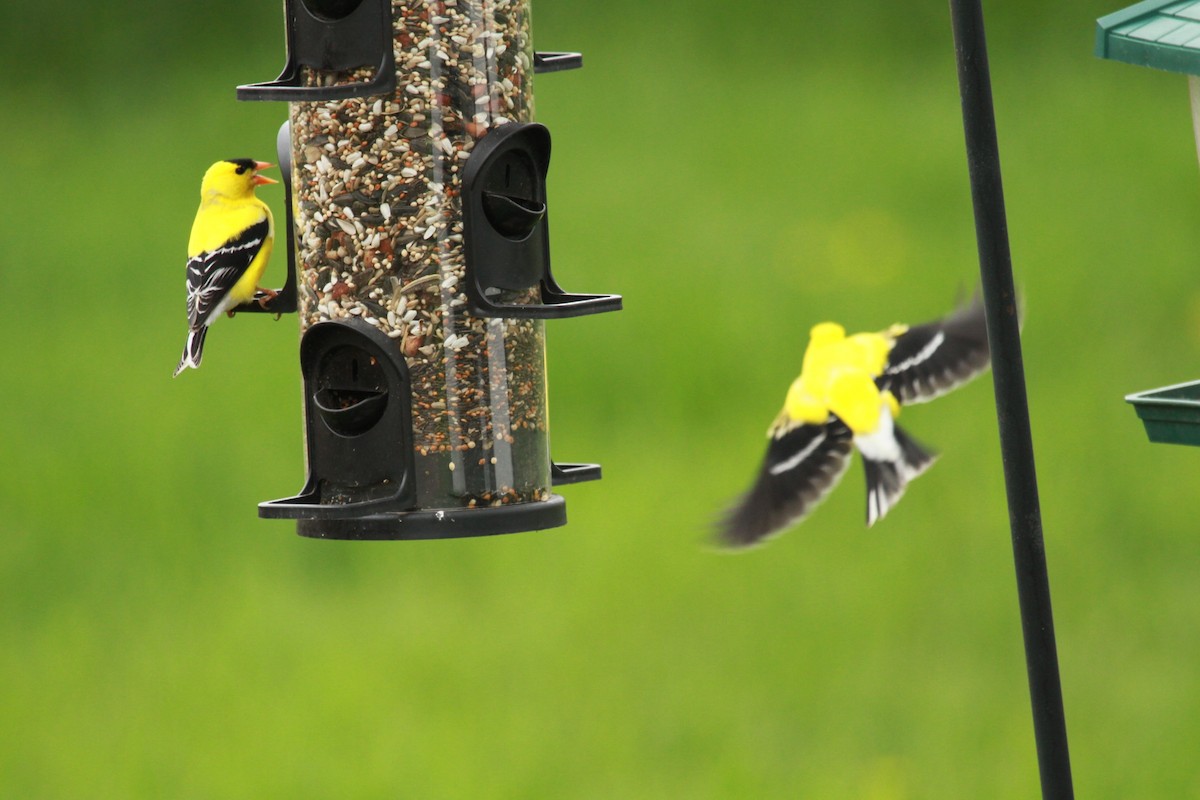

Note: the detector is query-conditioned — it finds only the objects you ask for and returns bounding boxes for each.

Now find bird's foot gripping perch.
[254,287,283,320]
[254,287,279,308]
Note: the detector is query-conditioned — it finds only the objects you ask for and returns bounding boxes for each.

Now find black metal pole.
[947,1,1074,798]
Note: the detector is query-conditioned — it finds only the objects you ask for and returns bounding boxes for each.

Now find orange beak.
[252,161,278,185]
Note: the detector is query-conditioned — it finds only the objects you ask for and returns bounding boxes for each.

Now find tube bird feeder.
[239,0,620,539]
[1096,1,1200,445]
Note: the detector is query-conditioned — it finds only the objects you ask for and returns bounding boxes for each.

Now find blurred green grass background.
[4,0,1200,796]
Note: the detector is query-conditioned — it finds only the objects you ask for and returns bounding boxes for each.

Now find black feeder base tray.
[1126,379,1200,446]
[289,494,567,540]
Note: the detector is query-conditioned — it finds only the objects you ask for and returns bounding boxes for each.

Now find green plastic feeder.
[1097,1,1200,161]
[1098,3,1200,444]
[1126,380,1200,445]
[1096,1,1200,74]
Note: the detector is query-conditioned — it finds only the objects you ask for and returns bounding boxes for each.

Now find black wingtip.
[715,422,855,549]
[943,290,988,341]
[716,483,776,550]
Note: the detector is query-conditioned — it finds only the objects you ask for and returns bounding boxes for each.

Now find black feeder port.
[462,122,622,319]
[245,0,619,539]
[260,319,573,539]
[237,0,397,101]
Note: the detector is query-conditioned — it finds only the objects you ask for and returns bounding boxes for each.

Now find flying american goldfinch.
[719,297,991,547]
[173,158,278,377]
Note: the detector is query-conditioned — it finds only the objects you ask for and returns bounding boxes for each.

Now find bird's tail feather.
[173,327,207,377]
[863,426,937,526]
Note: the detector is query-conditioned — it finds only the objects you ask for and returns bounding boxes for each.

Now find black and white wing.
[718,419,854,548]
[185,218,270,328]
[878,296,990,405]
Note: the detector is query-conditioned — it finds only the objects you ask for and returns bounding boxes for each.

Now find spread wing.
[185,218,270,328]
[878,296,990,405]
[718,419,854,548]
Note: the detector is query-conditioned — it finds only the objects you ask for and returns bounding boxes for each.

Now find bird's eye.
[235,165,248,175]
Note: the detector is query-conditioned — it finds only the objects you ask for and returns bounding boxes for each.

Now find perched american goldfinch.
[719,297,991,547]
[173,158,278,377]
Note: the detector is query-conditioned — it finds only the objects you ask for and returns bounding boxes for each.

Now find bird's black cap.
[226,158,258,175]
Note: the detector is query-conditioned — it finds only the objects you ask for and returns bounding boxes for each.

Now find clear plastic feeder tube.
[289,0,551,511]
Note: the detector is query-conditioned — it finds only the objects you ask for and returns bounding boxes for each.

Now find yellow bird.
[173,159,277,377]
[719,297,991,547]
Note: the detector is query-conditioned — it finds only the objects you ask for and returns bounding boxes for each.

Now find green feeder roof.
[1097,0,1200,75]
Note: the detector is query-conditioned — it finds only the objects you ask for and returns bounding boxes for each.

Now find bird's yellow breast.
[188,196,273,257]
[188,196,275,308]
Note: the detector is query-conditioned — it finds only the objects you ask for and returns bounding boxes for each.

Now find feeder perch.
[232,121,300,316]
[241,0,620,539]
[1097,0,1200,445]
